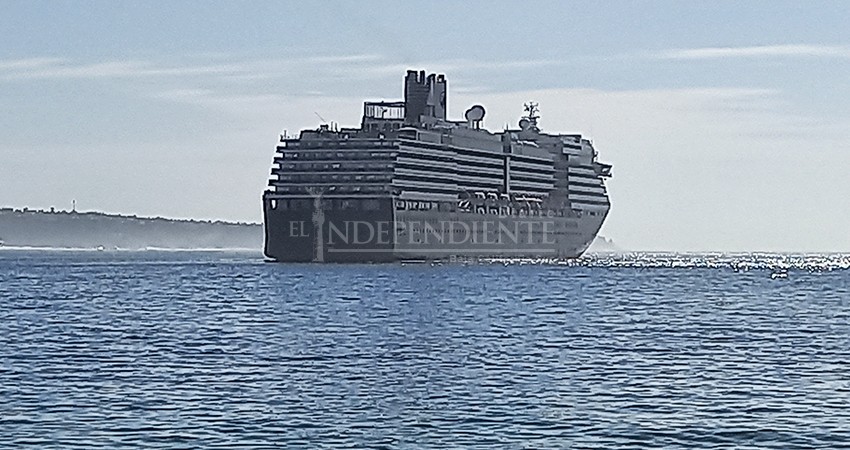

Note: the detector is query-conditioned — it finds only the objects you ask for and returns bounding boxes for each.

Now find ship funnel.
[404,70,447,125]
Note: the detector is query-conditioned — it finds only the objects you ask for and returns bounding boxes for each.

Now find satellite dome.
[464,105,486,122]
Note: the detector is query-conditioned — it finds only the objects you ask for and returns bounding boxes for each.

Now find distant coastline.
[0,207,262,250]
[0,206,260,226]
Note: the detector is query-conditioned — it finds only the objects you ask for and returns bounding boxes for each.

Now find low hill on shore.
[0,208,262,250]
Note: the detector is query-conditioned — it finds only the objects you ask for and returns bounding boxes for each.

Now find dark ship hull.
[263,195,395,262]
[263,194,606,262]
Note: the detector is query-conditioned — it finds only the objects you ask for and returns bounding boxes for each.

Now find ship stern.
[263,193,396,262]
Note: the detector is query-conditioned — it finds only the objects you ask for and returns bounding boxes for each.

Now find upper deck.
[268,70,611,210]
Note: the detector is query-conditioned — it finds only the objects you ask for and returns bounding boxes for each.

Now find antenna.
[314,111,327,122]
[522,101,540,128]
[523,101,539,119]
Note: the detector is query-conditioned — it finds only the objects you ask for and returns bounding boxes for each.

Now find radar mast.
[521,101,540,130]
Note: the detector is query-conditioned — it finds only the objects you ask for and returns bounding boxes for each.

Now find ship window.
[332,199,354,210]
[398,129,417,139]
[270,199,278,210]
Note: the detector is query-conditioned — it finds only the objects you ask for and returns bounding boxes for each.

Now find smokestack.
[404,70,429,125]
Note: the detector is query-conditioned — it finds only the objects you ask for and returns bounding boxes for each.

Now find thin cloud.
[152,88,216,100]
[426,58,566,72]
[153,88,288,105]
[0,54,386,81]
[657,44,850,60]
[0,57,67,70]
[303,54,383,64]
[0,59,245,80]
[0,54,571,84]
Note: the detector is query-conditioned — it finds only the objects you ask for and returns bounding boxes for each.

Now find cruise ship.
[263,70,612,262]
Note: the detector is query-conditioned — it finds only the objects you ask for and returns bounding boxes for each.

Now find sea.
[1,249,849,449]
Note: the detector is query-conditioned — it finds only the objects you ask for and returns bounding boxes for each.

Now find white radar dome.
[464,105,486,122]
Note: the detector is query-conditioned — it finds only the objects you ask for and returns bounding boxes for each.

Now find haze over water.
[2,250,849,448]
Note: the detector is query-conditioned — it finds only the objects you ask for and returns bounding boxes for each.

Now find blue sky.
[2,1,849,251]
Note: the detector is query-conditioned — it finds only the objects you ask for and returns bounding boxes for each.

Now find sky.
[1,0,849,252]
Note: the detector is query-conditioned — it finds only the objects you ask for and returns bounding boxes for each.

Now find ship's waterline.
[263,197,606,262]
[263,70,611,262]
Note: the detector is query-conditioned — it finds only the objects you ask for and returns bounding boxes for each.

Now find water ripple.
[1,250,849,448]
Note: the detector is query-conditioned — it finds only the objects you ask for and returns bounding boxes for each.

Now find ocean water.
[1,250,849,449]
